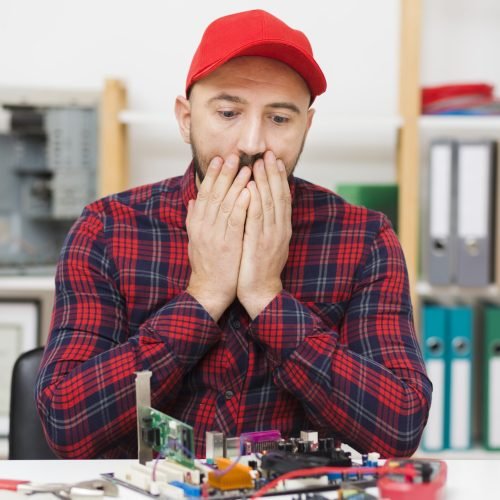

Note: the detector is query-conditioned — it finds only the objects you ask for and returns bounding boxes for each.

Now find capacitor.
[297,440,306,453]
[368,452,380,467]
[319,438,328,452]
[325,438,335,450]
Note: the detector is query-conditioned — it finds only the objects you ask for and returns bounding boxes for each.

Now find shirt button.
[232,320,241,329]
[225,390,234,400]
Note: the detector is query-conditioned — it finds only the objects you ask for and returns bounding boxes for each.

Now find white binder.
[456,141,496,286]
[427,141,455,285]
[448,306,473,450]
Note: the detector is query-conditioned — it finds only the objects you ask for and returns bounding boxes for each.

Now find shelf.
[118,110,175,127]
[119,110,403,133]
[0,86,99,107]
[419,115,500,132]
[415,447,500,460]
[416,281,500,300]
[119,110,403,154]
[0,437,7,459]
[0,276,55,293]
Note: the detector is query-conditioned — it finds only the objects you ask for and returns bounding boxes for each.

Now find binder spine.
[456,141,496,286]
[422,305,447,451]
[448,307,473,450]
[427,141,456,285]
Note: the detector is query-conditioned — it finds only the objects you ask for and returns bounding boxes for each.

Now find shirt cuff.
[142,291,222,368]
[248,290,338,365]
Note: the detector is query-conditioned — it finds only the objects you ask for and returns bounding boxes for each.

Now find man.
[36,10,431,459]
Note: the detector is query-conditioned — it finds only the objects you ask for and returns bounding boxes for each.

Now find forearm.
[275,335,430,456]
[36,292,221,458]
[249,290,431,457]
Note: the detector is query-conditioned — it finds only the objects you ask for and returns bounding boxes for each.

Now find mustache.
[238,152,265,168]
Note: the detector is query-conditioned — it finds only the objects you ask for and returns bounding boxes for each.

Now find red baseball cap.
[186,10,327,102]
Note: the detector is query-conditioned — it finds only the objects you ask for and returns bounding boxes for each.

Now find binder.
[421,304,448,451]
[335,183,399,234]
[483,305,500,450]
[456,141,496,286]
[448,306,473,449]
[427,141,455,285]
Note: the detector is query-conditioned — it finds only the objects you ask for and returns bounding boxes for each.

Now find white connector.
[146,459,201,485]
[114,460,199,496]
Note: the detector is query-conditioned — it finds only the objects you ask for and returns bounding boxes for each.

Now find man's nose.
[236,116,266,160]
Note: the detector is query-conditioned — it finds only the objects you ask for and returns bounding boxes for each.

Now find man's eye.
[219,110,237,119]
[272,115,289,124]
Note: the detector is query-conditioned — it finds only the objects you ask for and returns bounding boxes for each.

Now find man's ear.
[175,95,191,144]
[306,107,315,132]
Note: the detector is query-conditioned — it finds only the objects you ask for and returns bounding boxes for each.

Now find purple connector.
[240,430,282,454]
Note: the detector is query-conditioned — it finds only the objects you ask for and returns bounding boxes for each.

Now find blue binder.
[421,304,448,451]
[447,306,473,449]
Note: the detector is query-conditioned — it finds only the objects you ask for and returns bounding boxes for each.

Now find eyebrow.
[207,93,301,114]
[208,93,247,105]
[267,102,301,114]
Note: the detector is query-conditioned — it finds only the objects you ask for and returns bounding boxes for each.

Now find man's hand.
[186,155,251,321]
[237,151,292,319]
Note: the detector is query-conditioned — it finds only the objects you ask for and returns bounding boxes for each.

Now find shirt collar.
[181,160,297,209]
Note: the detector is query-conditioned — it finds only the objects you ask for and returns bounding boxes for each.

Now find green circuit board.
[140,407,195,468]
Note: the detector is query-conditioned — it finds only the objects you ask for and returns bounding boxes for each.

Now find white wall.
[1,0,401,191]
[421,0,500,88]
[3,0,498,192]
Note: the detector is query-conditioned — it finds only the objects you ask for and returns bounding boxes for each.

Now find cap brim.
[188,41,327,102]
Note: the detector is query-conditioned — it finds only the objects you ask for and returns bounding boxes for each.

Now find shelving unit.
[0,81,129,344]
[415,0,500,458]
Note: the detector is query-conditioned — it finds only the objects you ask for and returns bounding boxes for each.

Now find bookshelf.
[415,0,500,458]
[0,81,129,344]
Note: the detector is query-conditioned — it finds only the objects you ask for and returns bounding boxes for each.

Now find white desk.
[0,459,499,498]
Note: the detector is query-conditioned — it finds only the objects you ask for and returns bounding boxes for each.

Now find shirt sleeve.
[35,208,222,459]
[248,216,431,457]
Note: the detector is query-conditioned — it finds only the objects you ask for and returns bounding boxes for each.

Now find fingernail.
[210,157,223,169]
[255,159,264,170]
[226,154,239,168]
[266,150,276,161]
[238,166,249,177]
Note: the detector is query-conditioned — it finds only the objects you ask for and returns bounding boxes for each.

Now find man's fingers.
[264,150,289,224]
[204,154,240,224]
[191,156,223,221]
[225,188,250,240]
[245,180,263,236]
[276,158,292,224]
[253,158,275,229]
[215,166,252,233]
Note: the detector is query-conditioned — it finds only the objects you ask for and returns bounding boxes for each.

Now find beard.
[190,131,306,183]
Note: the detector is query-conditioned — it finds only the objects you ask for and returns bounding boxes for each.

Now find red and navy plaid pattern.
[36,163,431,459]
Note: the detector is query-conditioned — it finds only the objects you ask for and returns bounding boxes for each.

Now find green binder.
[335,184,398,234]
[483,305,500,450]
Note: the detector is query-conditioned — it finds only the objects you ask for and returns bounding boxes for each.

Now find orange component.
[207,458,254,491]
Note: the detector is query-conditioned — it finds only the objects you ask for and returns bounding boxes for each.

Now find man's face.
[175,56,315,184]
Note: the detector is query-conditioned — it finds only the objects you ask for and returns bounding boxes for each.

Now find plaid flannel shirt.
[36,163,431,459]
